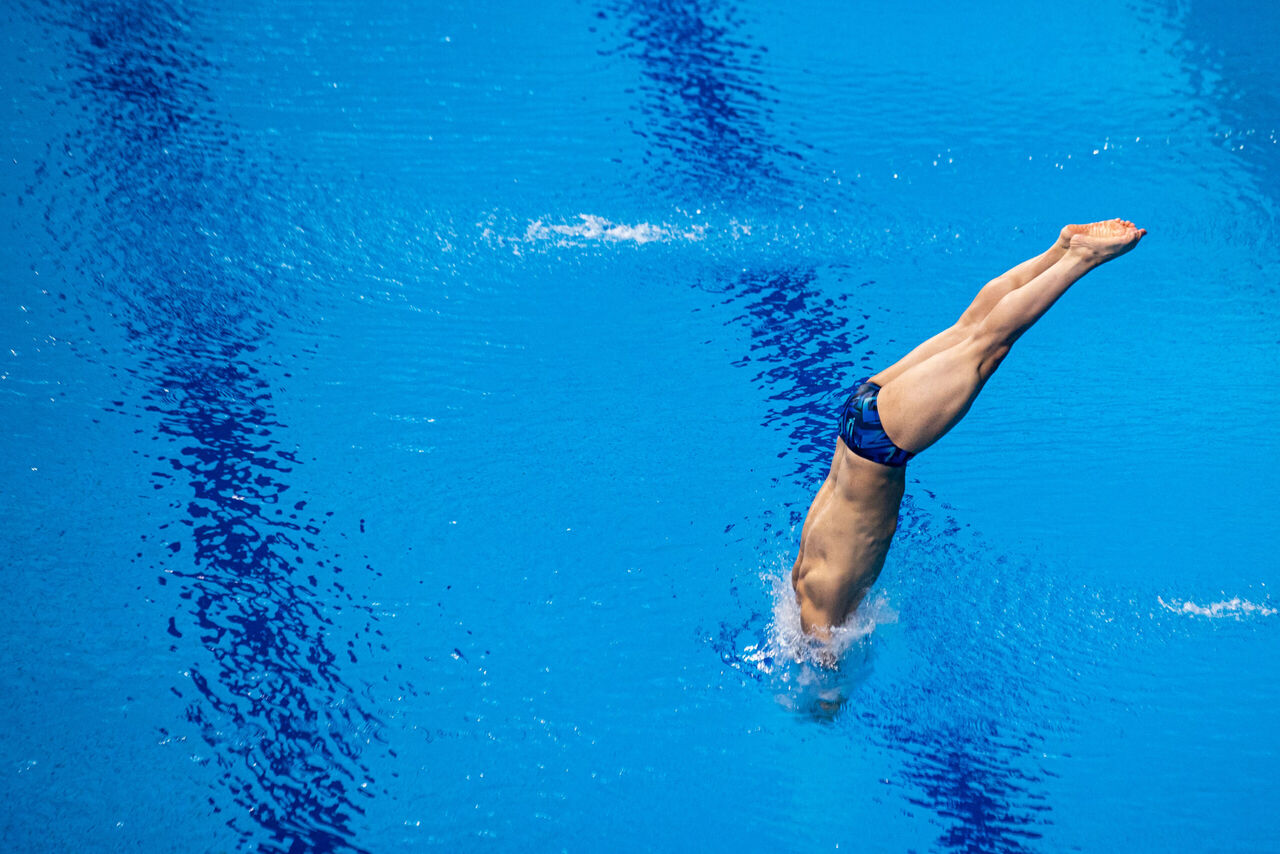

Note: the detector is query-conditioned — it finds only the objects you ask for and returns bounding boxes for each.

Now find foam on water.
[522,214,707,246]
[1158,595,1277,618]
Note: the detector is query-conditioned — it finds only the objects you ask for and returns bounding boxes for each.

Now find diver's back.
[791,440,906,634]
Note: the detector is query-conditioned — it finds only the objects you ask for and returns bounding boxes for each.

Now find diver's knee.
[967,330,1012,380]
[977,343,1010,380]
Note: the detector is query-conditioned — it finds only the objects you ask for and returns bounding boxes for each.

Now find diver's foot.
[1056,222,1087,250]
[1058,218,1137,246]
[1058,222,1092,247]
[1065,218,1146,264]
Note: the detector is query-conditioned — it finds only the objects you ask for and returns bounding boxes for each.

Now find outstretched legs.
[867,225,1069,387]
[790,221,1144,647]
[874,220,1145,453]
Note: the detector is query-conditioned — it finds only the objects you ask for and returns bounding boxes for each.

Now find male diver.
[791,219,1146,639]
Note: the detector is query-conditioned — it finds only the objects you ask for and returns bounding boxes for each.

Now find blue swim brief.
[837,378,915,467]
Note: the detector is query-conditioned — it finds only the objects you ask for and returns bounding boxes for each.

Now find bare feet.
[1055,222,1087,250]
[1064,218,1147,264]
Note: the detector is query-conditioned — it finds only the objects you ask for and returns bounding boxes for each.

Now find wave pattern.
[42,3,381,850]
[600,0,813,205]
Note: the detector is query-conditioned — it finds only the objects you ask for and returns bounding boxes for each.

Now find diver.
[792,219,1146,641]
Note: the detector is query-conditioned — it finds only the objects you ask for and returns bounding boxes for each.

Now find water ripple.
[37,2,384,849]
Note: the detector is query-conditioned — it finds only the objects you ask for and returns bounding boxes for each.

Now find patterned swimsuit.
[837,378,915,467]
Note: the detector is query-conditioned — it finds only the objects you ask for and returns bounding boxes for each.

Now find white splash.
[740,567,897,673]
[1158,595,1277,618]
[522,214,706,246]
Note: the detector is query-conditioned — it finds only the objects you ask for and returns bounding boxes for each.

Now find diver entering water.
[792,219,1146,640]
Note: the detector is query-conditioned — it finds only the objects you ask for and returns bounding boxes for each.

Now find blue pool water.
[3,0,1279,850]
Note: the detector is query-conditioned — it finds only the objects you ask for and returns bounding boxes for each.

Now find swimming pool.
[3,0,1278,850]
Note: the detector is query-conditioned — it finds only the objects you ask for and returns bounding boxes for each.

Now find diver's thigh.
[875,342,986,453]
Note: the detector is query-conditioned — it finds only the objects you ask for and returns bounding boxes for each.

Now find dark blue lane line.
[715,267,871,481]
[603,2,1052,848]
[39,2,379,850]
[598,0,813,205]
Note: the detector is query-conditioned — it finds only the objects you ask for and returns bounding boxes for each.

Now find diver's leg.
[868,222,1117,387]
[874,221,1145,453]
